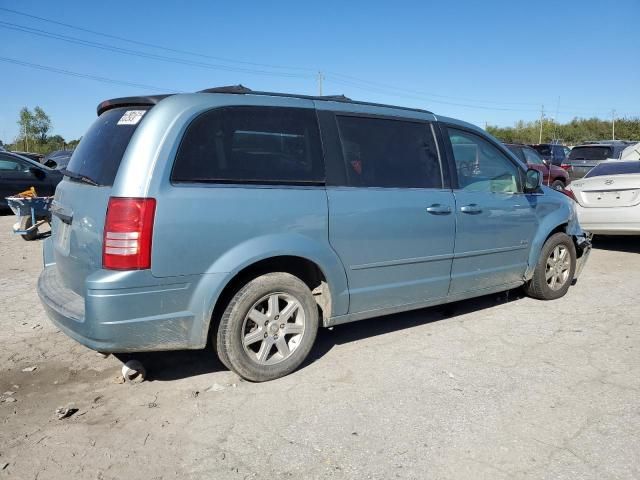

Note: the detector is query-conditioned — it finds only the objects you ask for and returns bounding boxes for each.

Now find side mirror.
[28,166,45,180]
[524,168,542,192]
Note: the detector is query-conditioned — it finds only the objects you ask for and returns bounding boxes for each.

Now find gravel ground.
[0,213,638,480]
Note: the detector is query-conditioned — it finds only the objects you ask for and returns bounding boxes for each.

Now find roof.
[96,85,433,116]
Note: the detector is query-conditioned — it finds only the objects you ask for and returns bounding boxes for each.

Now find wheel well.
[210,256,332,336]
[547,223,568,239]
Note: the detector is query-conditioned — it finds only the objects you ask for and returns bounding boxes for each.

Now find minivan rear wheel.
[216,272,318,382]
[525,232,576,300]
[551,180,565,191]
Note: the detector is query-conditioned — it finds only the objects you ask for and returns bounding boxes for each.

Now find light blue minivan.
[38,86,591,381]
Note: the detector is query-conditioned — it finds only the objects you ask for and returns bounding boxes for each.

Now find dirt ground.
[0,213,639,480]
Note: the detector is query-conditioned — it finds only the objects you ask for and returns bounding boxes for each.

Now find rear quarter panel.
[111,93,349,317]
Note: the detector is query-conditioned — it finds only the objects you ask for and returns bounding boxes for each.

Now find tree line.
[487,117,640,145]
[0,106,81,154]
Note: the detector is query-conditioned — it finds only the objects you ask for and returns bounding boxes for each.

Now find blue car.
[38,86,591,381]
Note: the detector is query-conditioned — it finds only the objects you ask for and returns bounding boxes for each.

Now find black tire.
[215,272,319,382]
[20,216,38,241]
[525,232,576,300]
[551,180,565,191]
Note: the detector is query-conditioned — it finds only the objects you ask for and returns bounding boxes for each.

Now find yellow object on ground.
[17,187,37,198]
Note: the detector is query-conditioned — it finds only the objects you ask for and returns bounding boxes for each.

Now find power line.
[0,56,176,92]
[0,6,597,111]
[0,10,634,118]
[326,71,543,107]
[0,6,315,72]
[325,76,539,112]
[0,20,314,79]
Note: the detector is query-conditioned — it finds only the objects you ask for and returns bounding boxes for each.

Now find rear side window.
[523,147,544,165]
[66,107,149,186]
[172,106,324,184]
[335,116,442,188]
[532,145,551,157]
[506,146,525,162]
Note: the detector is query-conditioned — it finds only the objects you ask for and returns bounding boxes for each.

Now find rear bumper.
[577,205,640,235]
[38,265,226,353]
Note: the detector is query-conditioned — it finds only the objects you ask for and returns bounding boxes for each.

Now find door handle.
[426,204,452,215]
[460,204,482,214]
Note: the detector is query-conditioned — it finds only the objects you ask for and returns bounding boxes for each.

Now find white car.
[567,161,640,235]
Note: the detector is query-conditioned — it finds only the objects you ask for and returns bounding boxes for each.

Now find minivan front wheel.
[525,232,576,300]
[216,272,318,382]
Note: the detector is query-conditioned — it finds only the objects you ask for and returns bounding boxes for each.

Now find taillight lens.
[560,163,571,171]
[561,187,577,202]
[103,197,156,270]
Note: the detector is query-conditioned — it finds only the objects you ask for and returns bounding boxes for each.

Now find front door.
[324,113,456,313]
[444,127,538,295]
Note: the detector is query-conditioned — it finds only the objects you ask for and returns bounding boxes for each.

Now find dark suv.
[505,143,570,190]
[530,144,567,166]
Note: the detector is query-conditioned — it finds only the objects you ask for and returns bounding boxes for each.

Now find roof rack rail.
[97,86,434,117]
[197,85,431,114]
[199,84,253,94]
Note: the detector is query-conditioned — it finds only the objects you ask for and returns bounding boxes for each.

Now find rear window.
[568,146,614,161]
[66,107,149,186]
[585,162,640,178]
[172,106,324,184]
[532,145,551,156]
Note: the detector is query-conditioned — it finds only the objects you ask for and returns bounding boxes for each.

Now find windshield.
[585,161,640,178]
[65,107,149,186]
[568,146,614,161]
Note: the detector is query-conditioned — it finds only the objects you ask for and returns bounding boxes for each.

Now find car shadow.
[123,288,524,382]
[592,235,640,254]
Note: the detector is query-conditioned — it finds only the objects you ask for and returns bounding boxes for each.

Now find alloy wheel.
[545,245,571,290]
[241,292,305,365]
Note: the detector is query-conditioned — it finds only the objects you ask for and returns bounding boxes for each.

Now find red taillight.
[561,187,577,202]
[103,197,156,270]
[560,163,571,171]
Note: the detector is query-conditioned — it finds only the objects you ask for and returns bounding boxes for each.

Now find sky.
[0,0,638,143]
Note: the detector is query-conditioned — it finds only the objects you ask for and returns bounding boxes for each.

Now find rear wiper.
[61,169,101,186]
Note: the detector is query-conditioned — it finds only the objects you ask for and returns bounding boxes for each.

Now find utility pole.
[317,71,324,96]
[611,109,616,140]
[538,105,545,143]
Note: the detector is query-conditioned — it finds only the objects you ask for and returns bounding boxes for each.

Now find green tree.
[18,107,35,151]
[33,106,52,144]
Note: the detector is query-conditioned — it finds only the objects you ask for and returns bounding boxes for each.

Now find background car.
[566,161,640,235]
[564,142,629,180]
[529,143,567,166]
[621,142,640,161]
[0,151,62,210]
[11,151,44,163]
[42,150,73,169]
[505,143,570,190]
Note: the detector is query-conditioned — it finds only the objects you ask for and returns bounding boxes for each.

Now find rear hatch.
[572,174,640,208]
[566,146,614,178]
[51,107,150,295]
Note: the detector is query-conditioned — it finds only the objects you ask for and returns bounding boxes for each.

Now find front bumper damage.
[573,232,593,282]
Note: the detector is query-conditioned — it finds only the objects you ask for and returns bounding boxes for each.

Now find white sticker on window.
[117,110,146,125]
